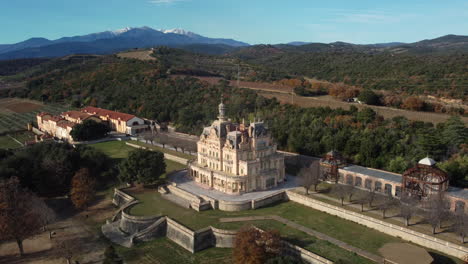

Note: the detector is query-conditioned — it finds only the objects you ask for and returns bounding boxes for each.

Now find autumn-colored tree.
[70,168,96,210]
[0,177,43,256]
[233,226,282,264]
[401,96,425,111]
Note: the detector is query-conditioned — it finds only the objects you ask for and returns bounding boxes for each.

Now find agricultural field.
[117,49,157,61]
[0,98,70,134]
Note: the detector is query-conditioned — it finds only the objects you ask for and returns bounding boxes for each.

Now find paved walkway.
[219,215,384,263]
[169,170,299,202]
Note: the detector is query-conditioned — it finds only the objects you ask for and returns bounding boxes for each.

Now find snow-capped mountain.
[0,26,250,59]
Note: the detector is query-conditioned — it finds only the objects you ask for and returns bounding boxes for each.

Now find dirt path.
[0,195,115,264]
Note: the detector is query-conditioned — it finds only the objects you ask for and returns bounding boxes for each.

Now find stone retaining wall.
[134,216,167,242]
[166,217,197,253]
[211,227,237,248]
[283,241,333,264]
[286,190,468,259]
[113,188,136,206]
[218,200,252,211]
[120,206,161,234]
[252,191,286,209]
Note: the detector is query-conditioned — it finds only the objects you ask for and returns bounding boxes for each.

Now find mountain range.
[0,26,249,60]
[0,26,467,60]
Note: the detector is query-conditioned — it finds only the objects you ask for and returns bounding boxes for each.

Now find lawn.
[90,140,135,160]
[124,189,462,263]
[216,220,374,264]
[116,237,232,264]
[131,140,195,160]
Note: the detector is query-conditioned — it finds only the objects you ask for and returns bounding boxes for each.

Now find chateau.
[188,102,285,194]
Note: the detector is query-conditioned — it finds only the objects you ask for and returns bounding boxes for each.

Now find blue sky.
[1,0,467,44]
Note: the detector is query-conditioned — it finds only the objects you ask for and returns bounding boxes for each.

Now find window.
[355,177,362,187]
[266,178,275,188]
[395,186,401,197]
[365,179,372,190]
[456,201,465,213]
[375,181,382,192]
[346,175,353,185]
[384,184,392,195]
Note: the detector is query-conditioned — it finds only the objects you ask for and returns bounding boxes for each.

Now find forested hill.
[1,55,467,186]
[227,45,468,100]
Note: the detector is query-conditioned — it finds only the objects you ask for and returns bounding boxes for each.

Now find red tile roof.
[61,111,94,121]
[81,106,136,122]
[57,121,76,129]
[37,112,52,117]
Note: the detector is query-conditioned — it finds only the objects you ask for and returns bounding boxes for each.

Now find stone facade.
[189,102,285,194]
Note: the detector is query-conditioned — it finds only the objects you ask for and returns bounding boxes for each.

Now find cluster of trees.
[3,54,466,185]
[0,142,111,196]
[70,120,110,141]
[329,182,468,242]
[0,177,56,256]
[118,148,166,185]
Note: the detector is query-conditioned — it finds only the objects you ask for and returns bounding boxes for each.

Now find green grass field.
[0,135,23,149]
[116,237,232,264]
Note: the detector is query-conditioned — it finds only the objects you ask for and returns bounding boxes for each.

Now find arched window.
[456,201,465,213]
[384,184,392,195]
[355,177,362,187]
[375,181,382,192]
[395,186,401,197]
[132,121,139,125]
[365,179,372,190]
[346,175,353,185]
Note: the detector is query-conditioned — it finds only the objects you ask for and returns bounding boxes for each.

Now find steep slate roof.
[447,187,468,200]
[342,165,402,183]
[81,106,136,121]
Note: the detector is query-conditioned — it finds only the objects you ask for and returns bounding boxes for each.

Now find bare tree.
[378,193,397,219]
[453,212,468,243]
[32,198,56,239]
[400,193,419,226]
[425,195,450,234]
[56,238,81,264]
[365,190,377,208]
[332,184,353,206]
[141,131,156,145]
[0,177,43,256]
[297,162,321,194]
[155,133,169,148]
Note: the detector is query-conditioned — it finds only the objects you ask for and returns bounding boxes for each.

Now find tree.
[0,177,43,256]
[332,184,353,206]
[70,168,96,210]
[356,107,376,124]
[141,131,156,145]
[155,133,169,148]
[56,238,80,264]
[32,198,56,239]
[358,89,379,105]
[399,193,419,226]
[70,119,110,141]
[453,212,468,243]
[402,96,425,111]
[378,193,397,218]
[297,162,321,194]
[103,245,123,264]
[365,190,377,208]
[118,149,166,184]
[425,195,449,234]
[233,226,282,264]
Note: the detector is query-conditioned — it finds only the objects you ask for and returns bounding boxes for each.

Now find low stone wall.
[283,241,333,264]
[211,227,237,248]
[120,206,161,234]
[218,200,252,211]
[194,227,215,252]
[286,190,468,259]
[252,191,286,209]
[166,217,197,253]
[113,188,136,206]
